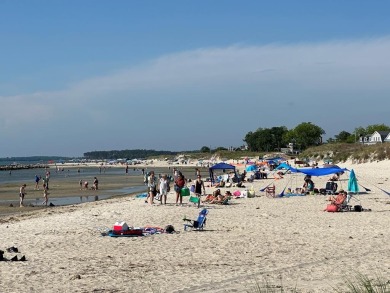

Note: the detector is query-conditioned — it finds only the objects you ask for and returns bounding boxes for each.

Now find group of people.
[145,168,206,206]
[79,177,99,190]
[202,189,231,204]
[19,172,52,207]
[19,181,49,207]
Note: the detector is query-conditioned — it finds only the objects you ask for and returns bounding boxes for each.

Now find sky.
[1,0,390,157]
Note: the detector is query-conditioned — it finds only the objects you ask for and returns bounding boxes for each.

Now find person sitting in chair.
[324,190,348,212]
[327,190,347,205]
[303,177,314,193]
[214,180,225,188]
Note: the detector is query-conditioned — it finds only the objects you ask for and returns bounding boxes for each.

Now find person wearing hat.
[327,189,347,205]
[19,184,27,207]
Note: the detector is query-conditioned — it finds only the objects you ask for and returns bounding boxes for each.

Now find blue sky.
[1,1,390,157]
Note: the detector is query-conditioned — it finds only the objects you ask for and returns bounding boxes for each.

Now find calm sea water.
[0,163,148,206]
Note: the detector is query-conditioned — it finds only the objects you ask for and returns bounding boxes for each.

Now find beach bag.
[247,186,255,198]
[354,205,362,212]
[181,187,190,196]
[165,225,175,233]
[326,204,339,212]
[174,184,181,193]
[233,190,241,197]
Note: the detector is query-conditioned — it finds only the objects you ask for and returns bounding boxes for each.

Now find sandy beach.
[0,159,389,292]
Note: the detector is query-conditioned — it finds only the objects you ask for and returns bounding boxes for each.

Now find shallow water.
[2,185,148,207]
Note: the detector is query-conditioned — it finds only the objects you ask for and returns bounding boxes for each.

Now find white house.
[385,132,390,143]
[360,131,390,144]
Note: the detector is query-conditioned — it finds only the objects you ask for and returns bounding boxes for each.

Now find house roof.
[375,131,390,140]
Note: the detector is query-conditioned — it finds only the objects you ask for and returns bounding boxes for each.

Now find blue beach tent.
[209,163,237,185]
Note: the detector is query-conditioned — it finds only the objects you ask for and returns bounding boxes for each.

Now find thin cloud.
[1,37,390,155]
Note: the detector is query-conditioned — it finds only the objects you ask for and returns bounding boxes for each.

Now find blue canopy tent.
[270,164,348,197]
[209,163,237,185]
[276,163,347,177]
[246,165,258,172]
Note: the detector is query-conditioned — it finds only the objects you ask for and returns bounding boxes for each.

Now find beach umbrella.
[246,165,257,172]
[348,169,359,194]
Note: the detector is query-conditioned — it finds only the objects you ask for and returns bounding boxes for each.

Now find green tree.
[215,147,228,152]
[365,123,390,134]
[334,131,351,142]
[244,126,288,152]
[286,122,325,150]
[200,146,211,153]
[353,124,390,142]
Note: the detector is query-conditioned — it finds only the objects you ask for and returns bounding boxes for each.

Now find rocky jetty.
[0,164,49,171]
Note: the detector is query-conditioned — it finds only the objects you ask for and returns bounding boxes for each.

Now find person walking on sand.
[19,184,27,207]
[42,183,49,206]
[194,174,206,207]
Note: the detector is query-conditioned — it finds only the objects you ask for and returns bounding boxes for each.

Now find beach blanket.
[283,193,306,197]
[102,226,170,237]
[135,193,148,198]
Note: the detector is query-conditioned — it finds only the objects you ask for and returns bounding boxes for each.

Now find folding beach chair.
[320,181,338,195]
[183,208,208,231]
[265,185,276,198]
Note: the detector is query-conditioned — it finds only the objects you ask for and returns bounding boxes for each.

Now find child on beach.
[42,183,49,206]
[159,174,168,204]
[19,184,27,207]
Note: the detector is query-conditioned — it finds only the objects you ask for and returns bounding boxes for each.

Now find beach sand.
[0,159,389,292]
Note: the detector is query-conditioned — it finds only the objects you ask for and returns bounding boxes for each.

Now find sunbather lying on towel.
[202,193,217,203]
[210,191,231,204]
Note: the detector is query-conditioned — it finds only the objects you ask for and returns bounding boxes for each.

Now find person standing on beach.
[93,177,99,190]
[174,172,186,206]
[19,184,27,207]
[159,174,169,205]
[35,175,41,190]
[42,183,49,206]
[147,171,157,204]
[43,171,50,190]
[194,174,206,207]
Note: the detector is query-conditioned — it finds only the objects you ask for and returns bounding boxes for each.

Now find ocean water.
[0,165,147,206]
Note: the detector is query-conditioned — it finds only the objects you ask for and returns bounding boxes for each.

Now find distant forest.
[0,156,69,163]
[83,149,183,160]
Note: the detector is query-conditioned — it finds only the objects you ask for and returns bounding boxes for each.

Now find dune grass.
[247,272,389,293]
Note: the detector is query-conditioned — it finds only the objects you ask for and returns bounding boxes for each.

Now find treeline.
[83,149,181,160]
[0,156,69,163]
[243,122,390,152]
